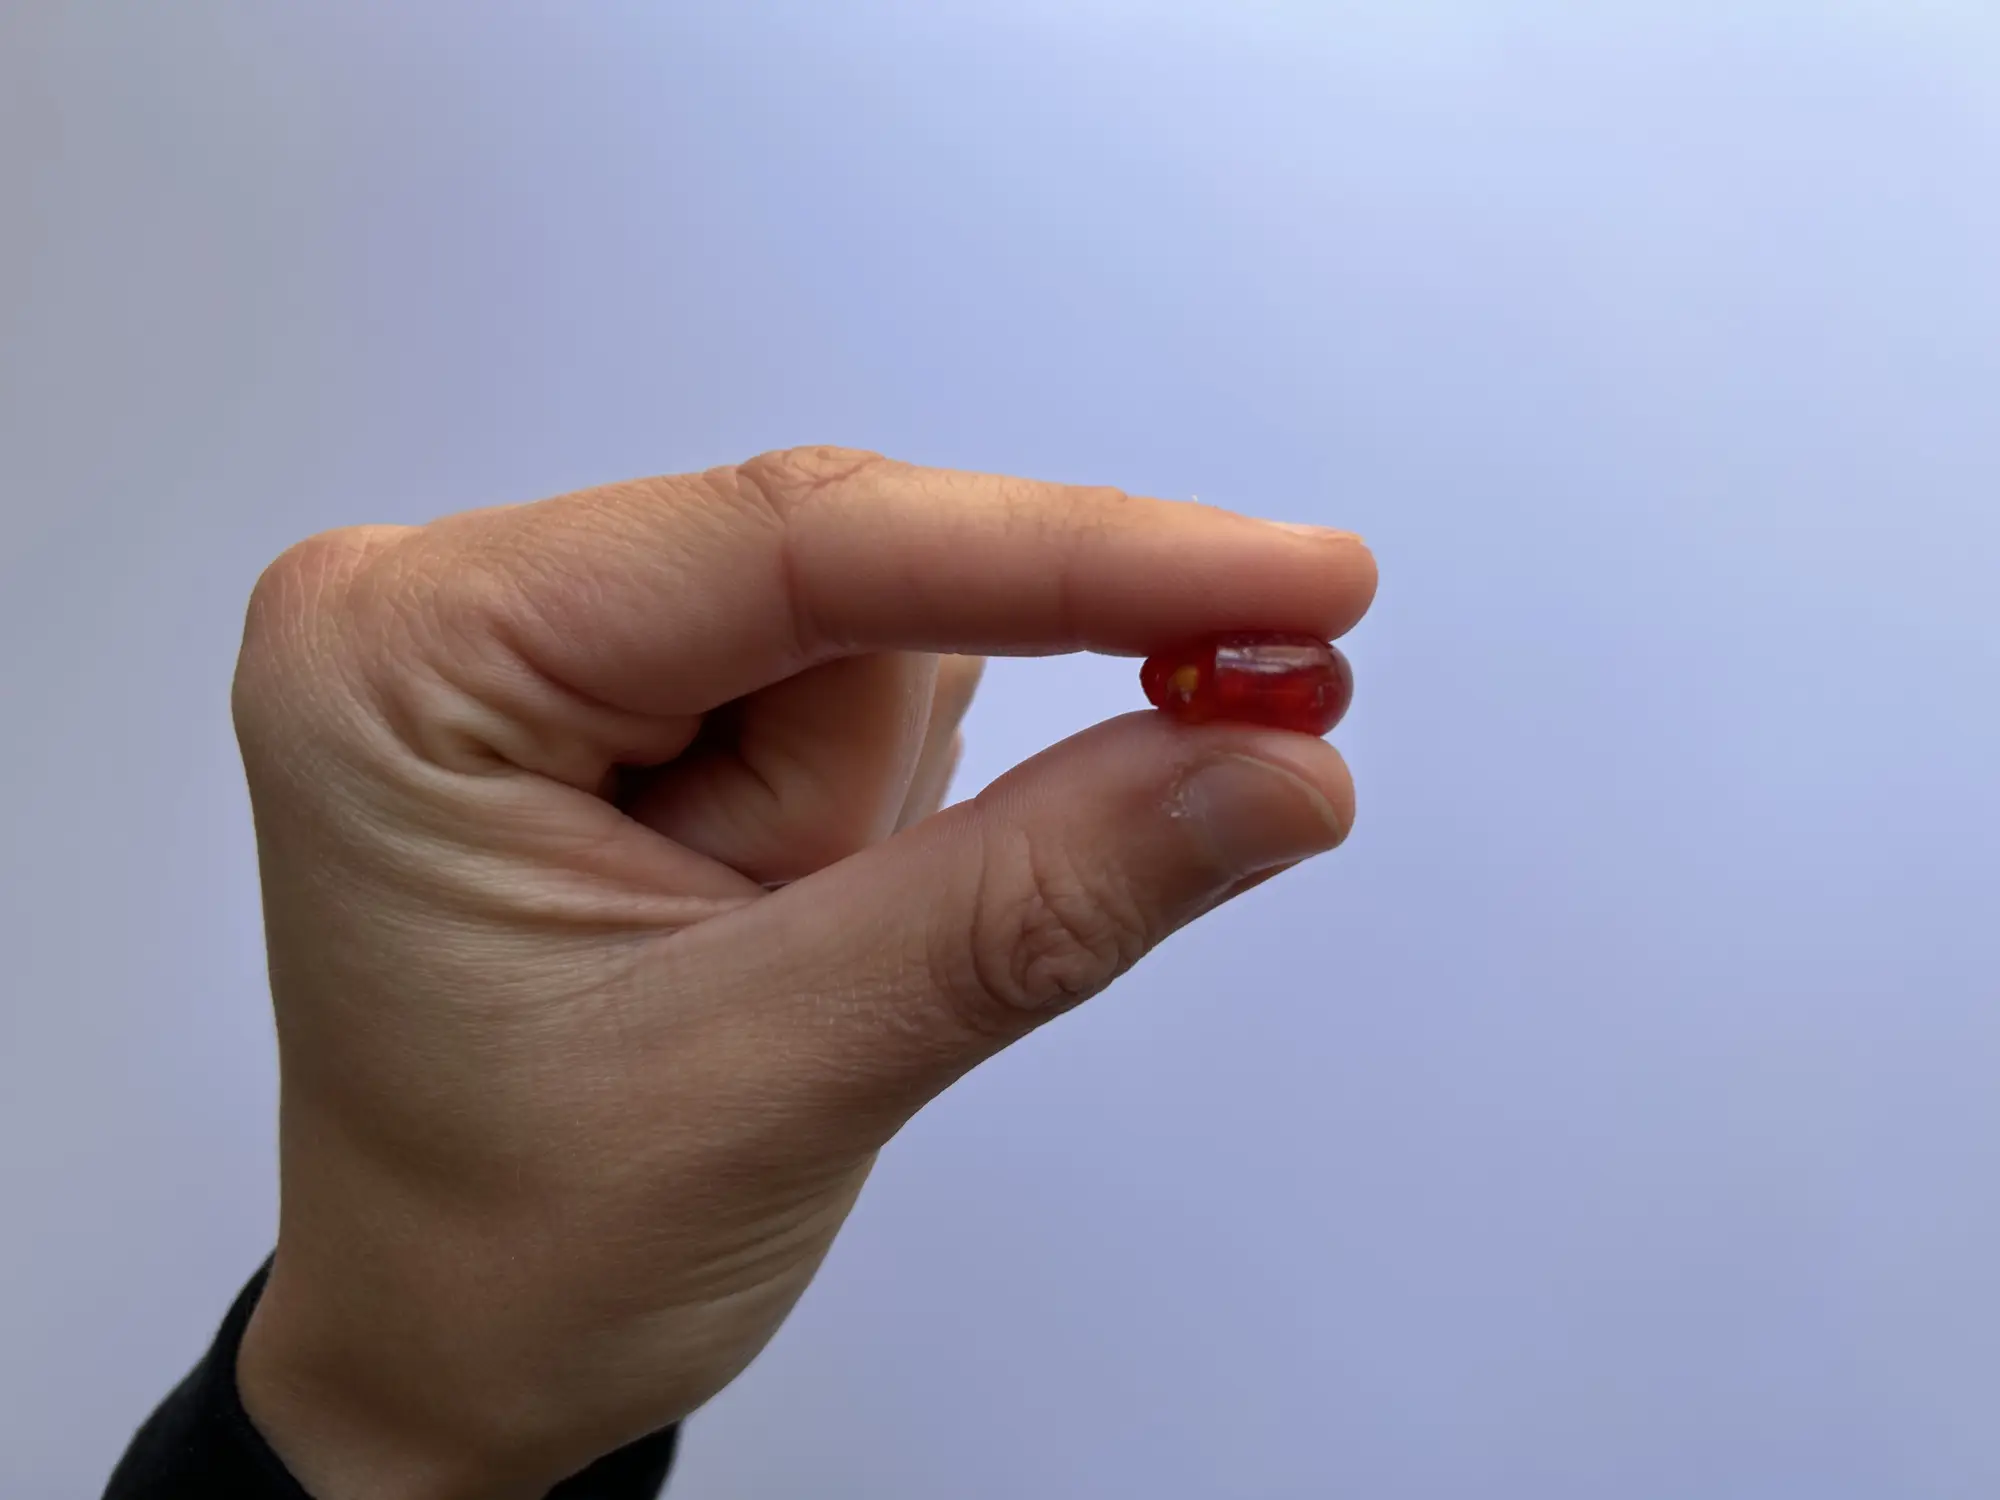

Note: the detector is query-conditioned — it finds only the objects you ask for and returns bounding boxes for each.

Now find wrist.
[236,1252,566,1500]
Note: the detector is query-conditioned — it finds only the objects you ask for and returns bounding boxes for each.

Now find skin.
[228,446,1379,1499]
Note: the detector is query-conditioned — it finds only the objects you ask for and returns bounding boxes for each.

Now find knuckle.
[725,446,888,662]
[236,528,385,681]
[242,528,371,645]
[1063,481,1133,513]
[233,525,410,744]
[733,445,888,517]
[941,825,1153,1034]
[1047,482,1134,539]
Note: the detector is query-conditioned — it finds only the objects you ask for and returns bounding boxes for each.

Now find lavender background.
[6,3,2000,1495]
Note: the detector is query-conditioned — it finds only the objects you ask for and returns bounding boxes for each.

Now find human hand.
[229,447,1378,1498]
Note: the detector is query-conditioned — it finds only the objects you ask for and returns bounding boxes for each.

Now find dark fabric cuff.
[103,1259,679,1499]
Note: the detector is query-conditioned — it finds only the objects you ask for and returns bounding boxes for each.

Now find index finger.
[411,446,1378,717]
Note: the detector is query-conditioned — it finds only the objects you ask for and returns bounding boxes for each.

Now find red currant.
[1140,632,1352,735]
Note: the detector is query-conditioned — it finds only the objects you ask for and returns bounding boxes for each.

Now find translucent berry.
[1140,632,1352,735]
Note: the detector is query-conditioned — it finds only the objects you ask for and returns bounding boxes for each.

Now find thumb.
[688,709,1354,1139]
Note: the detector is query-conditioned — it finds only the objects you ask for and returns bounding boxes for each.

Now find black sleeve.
[104,1260,679,1499]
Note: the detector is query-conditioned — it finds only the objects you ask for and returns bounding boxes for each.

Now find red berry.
[1140,632,1352,735]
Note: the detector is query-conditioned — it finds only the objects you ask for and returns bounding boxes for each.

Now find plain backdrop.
[5,3,2000,1496]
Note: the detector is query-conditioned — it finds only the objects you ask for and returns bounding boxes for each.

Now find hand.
[230,447,1378,1499]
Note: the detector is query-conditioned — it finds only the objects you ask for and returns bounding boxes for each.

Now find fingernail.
[1268,520,1363,542]
[1177,751,1350,877]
